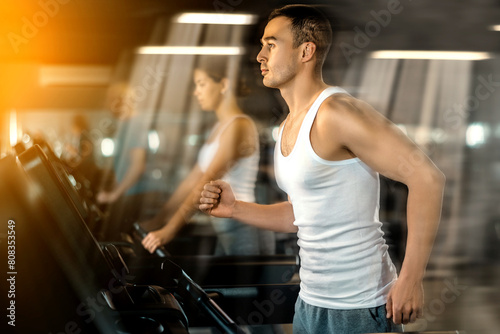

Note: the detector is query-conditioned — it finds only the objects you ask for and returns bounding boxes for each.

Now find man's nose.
[256,48,266,63]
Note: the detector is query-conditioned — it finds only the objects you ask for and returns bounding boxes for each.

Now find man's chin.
[262,78,277,88]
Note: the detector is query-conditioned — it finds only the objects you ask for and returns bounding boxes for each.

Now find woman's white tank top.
[198,115,259,203]
[274,87,397,309]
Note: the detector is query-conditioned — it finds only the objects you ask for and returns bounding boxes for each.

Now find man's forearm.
[112,162,145,197]
[400,171,445,280]
[232,200,297,233]
[112,148,147,198]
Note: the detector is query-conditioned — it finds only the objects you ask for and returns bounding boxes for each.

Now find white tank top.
[198,115,259,203]
[274,87,397,309]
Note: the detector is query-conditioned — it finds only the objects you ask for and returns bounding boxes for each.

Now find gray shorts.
[293,296,403,334]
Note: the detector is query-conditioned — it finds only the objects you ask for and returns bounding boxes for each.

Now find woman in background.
[141,56,275,255]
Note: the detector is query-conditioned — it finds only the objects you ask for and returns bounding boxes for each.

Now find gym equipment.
[2,145,299,332]
[2,146,247,333]
[133,222,171,257]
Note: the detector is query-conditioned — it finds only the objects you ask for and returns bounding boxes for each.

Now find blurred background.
[1,0,499,333]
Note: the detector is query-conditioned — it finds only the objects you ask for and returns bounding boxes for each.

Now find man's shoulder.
[317,90,358,120]
[314,90,376,137]
[324,88,356,108]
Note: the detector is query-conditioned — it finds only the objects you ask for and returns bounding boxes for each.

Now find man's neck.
[279,74,329,116]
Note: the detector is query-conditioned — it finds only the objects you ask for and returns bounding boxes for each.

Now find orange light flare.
[9,110,22,149]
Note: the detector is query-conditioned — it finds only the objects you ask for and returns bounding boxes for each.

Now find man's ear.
[301,42,317,63]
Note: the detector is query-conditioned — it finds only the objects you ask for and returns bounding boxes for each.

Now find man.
[200,4,445,333]
[97,82,163,239]
[97,83,147,206]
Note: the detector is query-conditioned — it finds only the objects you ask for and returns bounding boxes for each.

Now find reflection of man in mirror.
[97,82,161,239]
[64,115,92,165]
[62,114,100,190]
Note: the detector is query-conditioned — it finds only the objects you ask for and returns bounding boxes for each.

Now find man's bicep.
[129,147,147,164]
[340,101,433,184]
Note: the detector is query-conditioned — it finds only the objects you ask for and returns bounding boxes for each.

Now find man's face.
[256,16,300,89]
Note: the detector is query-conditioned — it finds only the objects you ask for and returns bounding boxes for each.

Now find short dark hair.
[268,4,332,72]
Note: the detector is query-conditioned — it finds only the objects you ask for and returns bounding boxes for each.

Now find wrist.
[112,191,121,201]
[110,186,122,199]
[398,266,425,283]
[231,200,242,219]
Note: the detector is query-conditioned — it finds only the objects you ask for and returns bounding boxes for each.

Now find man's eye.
[268,44,274,49]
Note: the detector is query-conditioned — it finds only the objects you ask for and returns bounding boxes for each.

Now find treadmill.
[1,145,299,333]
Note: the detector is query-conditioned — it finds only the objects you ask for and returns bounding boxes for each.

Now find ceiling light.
[137,46,244,55]
[101,138,115,157]
[369,50,492,60]
[466,122,489,148]
[39,65,112,86]
[174,13,257,25]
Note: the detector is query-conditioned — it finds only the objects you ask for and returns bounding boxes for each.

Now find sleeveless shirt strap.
[301,87,348,133]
